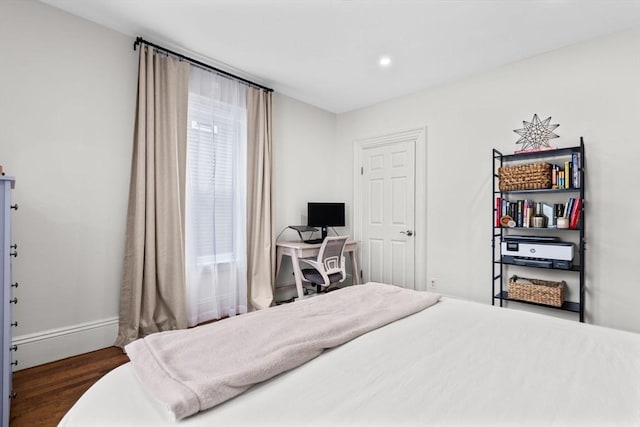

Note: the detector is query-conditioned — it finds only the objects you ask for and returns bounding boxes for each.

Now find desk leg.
[350,251,360,285]
[290,253,306,300]
[275,247,284,281]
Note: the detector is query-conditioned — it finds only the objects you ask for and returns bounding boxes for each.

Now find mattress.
[59,296,640,426]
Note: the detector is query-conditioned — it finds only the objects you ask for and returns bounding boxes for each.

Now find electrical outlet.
[429,278,437,289]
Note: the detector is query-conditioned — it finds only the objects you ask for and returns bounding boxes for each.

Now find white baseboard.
[11,317,119,370]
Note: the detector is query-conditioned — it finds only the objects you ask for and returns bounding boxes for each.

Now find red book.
[569,198,582,229]
[495,196,501,227]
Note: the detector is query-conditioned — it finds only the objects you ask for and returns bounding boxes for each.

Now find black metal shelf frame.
[494,291,581,313]
[492,139,585,322]
[495,260,581,272]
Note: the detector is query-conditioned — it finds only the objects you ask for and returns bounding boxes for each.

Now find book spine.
[572,152,580,189]
[558,171,564,189]
[495,196,501,227]
[517,200,523,227]
[565,198,574,219]
[570,198,582,229]
[570,155,575,188]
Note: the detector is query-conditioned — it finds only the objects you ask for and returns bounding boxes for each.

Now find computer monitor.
[307,202,345,240]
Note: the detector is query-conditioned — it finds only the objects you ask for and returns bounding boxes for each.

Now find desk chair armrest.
[298,258,331,286]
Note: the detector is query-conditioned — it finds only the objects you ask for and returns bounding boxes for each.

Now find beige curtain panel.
[247,88,275,310]
[115,46,190,348]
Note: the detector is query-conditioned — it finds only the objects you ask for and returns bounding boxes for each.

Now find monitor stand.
[320,226,328,240]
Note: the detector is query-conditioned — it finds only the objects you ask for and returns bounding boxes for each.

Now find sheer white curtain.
[185,66,248,326]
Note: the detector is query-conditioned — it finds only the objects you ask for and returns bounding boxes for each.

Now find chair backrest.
[317,236,348,277]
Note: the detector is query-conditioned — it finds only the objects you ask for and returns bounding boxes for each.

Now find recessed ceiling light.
[379,56,392,67]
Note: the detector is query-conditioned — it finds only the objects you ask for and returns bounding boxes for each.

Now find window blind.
[187,94,245,264]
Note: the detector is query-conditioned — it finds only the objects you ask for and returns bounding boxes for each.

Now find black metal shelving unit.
[492,139,585,322]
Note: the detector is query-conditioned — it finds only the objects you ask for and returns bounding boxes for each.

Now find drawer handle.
[10,251,17,258]
[11,321,18,327]
[9,297,17,304]
[10,345,17,352]
[11,360,18,367]
[11,244,17,250]
[12,282,18,288]
[10,204,18,211]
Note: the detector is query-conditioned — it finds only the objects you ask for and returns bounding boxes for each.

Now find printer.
[501,236,574,269]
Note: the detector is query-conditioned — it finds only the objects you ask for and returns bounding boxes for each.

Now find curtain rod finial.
[133,36,143,51]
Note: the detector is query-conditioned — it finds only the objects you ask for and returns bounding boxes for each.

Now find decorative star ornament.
[513,114,559,152]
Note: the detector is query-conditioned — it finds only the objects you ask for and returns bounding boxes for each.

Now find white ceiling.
[40,0,640,113]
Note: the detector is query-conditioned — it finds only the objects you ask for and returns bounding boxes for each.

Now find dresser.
[1,177,16,427]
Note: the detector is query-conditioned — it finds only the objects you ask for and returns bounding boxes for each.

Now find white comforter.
[125,283,440,419]
[60,291,640,426]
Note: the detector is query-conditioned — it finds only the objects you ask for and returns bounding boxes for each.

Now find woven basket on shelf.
[498,162,552,191]
[508,275,565,307]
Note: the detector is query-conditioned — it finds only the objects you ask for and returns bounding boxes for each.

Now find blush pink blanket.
[125,282,440,420]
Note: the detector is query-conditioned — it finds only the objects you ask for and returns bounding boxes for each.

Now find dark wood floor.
[9,347,129,427]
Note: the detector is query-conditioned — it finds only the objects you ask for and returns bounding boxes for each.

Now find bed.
[59,283,640,426]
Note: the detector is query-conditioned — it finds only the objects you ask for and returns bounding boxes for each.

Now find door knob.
[400,230,414,236]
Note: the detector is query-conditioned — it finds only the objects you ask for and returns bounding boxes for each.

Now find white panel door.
[360,139,415,288]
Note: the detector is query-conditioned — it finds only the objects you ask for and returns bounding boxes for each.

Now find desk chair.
[299,236,348,294]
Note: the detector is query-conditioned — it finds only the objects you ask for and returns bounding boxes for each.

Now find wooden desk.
[275,240,360,300]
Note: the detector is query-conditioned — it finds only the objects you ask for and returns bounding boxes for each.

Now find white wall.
[272,94,343,298]
[273,94,338,233]
[336,27,640,333]
[0,0,138,367]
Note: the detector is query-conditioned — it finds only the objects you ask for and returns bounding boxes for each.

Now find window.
[187,97,244,264]
[185,67,247,325]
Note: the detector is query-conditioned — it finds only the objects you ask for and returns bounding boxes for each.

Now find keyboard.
[303,238,324,244]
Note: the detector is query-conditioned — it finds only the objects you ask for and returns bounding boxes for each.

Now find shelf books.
[550,152,581,189]
[500,197,582,229]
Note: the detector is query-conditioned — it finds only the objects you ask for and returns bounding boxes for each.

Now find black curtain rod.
[133,37,273,93]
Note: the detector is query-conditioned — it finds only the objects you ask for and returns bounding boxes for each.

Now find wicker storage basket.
[498,162,552,191]
[508,275,565,307]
